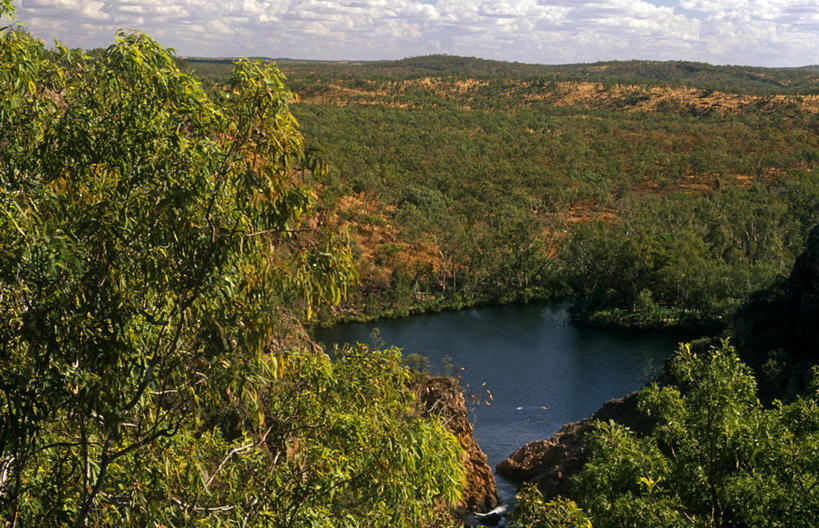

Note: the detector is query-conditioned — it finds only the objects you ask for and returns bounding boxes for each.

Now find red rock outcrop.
[496,393,650,499]
[416,376,500,515]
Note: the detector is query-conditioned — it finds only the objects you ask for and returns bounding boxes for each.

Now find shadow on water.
[314,302,691,506]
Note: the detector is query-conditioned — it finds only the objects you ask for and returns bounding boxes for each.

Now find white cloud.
[10,0,819,66]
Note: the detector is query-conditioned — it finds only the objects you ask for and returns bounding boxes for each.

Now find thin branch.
[243,227,311,238]
[171,497,235,512]
[204,424,275,490]
[111,423,175,462]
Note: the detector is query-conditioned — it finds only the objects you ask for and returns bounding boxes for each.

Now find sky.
[8,0,819,67]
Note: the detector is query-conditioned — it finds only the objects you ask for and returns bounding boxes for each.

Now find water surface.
[315,303,686,504]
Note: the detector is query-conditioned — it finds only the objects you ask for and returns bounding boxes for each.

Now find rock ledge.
[496,393,650,498]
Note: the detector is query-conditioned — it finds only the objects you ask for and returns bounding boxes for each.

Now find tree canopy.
[0,4,464,526]
[512,342,819,528]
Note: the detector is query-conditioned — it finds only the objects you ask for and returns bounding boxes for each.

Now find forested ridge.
[185,55,819,96]
[182,53,819,331]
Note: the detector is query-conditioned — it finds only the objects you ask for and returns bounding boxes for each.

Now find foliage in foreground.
[0,4,464,526]
[511,485,591,528]
[513,341,819,528]
[86,345,465,528]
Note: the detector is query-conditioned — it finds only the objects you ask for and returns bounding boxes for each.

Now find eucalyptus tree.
[0,4,463,526]
[512,342,819,528]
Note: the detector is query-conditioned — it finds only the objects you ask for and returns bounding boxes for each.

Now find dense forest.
[183,53,819,331]
[3,0,819,524]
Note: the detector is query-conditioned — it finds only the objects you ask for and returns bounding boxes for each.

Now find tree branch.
[204,424,275,491]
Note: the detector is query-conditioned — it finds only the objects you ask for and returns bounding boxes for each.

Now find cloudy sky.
[8,0,819,66]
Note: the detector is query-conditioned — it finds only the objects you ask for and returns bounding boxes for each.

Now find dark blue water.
[314,302,686,505]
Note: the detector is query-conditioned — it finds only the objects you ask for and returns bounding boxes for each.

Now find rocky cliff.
[786,223,819,356]
[734,223,819,360]
[733,223,819,399]
[416,376,500,516]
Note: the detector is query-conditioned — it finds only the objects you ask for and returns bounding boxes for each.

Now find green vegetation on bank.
[563,178,819,329]
[512,341,819,528]
[0,5,464,526]
[179,54,819,329]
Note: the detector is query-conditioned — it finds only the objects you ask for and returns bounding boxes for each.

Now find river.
[314,302,688,505]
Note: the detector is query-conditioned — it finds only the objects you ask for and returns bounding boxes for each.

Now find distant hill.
[180,55,819,95]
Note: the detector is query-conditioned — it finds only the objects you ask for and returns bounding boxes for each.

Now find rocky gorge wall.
[734,223,819,362]
[416,376,500,517]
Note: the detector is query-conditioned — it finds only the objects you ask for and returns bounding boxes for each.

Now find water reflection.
[315,302,686,504]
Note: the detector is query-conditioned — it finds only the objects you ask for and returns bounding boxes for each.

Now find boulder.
[496,393,650,499]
